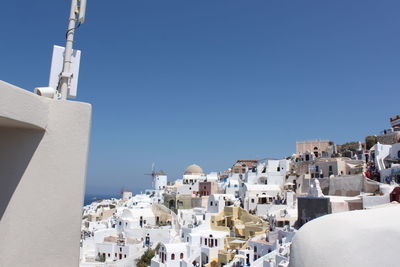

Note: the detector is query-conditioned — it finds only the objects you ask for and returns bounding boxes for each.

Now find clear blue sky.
[1,0,400,195]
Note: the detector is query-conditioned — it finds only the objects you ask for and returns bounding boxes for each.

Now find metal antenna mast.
[59,0,87,99]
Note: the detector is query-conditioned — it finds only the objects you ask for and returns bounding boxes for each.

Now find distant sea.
[84,193,120,206]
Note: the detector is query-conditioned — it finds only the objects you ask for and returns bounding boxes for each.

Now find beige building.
[296,140,335,157]
[86,205,116,222]
[163,193,193,213]
[310,157,364,178]
[376,115,400,145]
[231,160,258,174]
[377,131,400,145]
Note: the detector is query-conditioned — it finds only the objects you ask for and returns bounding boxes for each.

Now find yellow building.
[209,206,269,266]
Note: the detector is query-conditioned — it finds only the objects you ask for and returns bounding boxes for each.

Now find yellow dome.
[184,164,204,175]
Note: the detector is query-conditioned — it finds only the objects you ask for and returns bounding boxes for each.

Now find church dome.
[184,164,204,175]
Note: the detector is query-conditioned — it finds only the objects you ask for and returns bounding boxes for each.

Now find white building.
[152,243,188,267]
[122,191,133,201]
[95,233,141,262]
[241,184,282,211]
[117,205,156,231]
[154,170,168,191]
[151,223,228,267]
[207,194,238,214]
[175,164,208,195]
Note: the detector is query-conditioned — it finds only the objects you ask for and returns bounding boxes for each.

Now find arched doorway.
[169,199,175,210]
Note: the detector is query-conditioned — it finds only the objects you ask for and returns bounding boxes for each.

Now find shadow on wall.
[0,126,44,220]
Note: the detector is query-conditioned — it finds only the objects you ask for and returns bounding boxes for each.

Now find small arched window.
[171,253,175,260]
[398,150,400,159]
[180,253,184,259]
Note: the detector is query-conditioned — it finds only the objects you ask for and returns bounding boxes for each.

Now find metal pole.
[60,0,78,99]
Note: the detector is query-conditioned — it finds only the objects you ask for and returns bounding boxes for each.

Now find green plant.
[136,244,160,267]
[97,253,106,262]
[365,136,377,150]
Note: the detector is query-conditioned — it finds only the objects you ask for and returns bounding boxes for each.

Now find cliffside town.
[80,115,400,267]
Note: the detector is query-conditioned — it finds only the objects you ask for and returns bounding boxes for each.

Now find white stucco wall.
[0,81,91,267]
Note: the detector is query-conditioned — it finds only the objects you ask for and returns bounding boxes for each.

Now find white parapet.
[0,80,92,267]
[289,205,400,267]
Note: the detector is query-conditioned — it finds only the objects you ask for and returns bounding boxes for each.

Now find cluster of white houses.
[80,115,400,267]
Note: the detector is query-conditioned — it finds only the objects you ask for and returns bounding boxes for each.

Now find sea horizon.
[84,193,120,206]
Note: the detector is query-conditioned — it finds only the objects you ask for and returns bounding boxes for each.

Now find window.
[398,150,400,159]
[251,199,255,203]
[119,221,122,226]
[108,253,110,257]
[171,254,175,260]
[277,167,280,171]
[120,248,122,252]
[210,201,213,206]
[215,239,218,246]
[180,253,184,259]
[254,246,257,252]
[328,165,333,176]
[205,238,208,245]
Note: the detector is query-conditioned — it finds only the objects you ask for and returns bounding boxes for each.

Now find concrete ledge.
[0,80,50,130]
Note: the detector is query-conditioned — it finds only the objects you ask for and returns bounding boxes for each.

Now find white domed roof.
[184,164,204,175]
